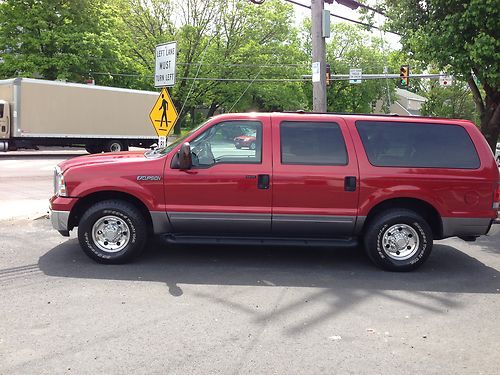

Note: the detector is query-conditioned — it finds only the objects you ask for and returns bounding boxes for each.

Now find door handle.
[344,176,357,192]
[257,174,270,190]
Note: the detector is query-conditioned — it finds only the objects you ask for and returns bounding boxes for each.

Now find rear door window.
[356,121,480,169]
[280,121,348,165]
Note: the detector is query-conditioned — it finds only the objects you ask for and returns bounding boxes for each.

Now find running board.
[162,235,358,248]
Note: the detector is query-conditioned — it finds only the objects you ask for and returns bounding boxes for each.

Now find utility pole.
[311,0,327,112]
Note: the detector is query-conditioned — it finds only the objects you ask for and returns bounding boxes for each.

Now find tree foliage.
[324,23,396,113]
[420,83,479,123]
[381,0,500,149]
[0,0,406,133]
[0,0,133,86]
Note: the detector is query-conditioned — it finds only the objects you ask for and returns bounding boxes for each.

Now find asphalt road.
[1,149,499,374]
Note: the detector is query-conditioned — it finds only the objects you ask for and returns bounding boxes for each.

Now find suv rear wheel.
[78,200,147,264]
[363,209,433,271]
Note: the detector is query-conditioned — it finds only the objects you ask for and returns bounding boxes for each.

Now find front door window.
[190,121,262,167]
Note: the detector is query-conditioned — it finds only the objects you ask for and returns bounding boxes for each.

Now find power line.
[90,71,448,82]
[281,0,401,35]
[87,56,311,68]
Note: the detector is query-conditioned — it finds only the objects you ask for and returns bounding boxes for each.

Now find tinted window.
[356,121,480,169]
[190,121,262,167]
[0,104,3,118]
[280,121,348,165]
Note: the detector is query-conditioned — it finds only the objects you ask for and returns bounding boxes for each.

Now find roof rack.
[280,111,470,122]
[282,110,400,117]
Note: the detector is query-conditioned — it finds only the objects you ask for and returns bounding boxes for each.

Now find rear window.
[356,121,480,169]
[280,121,348,165]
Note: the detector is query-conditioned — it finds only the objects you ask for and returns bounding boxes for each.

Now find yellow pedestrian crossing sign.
[149,88,178,137]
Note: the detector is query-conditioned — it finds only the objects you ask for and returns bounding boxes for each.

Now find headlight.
[54,166,67,197]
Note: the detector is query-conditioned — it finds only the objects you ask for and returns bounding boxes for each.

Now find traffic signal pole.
[311,0,327,112]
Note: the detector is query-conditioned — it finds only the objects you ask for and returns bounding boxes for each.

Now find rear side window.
[0,104,4,118]
[280,121,348,165]
[356,121,480,169]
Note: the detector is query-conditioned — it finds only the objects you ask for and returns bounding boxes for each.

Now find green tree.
[0,0,133,86]
[117,0,307,132]
[324,23,396,113]
[420,82,479,123]
[381,0,500,150]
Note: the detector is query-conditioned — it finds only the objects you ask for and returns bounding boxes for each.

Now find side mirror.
[178,142,192,170]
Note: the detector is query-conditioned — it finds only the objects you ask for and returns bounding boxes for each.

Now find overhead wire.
[281,0,401,35]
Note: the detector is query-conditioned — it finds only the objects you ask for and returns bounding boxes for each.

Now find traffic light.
[326,64,331,86]
[400,65,409,87]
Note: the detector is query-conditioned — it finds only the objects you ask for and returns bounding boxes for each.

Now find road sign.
[439,74,453,87]
[349,68,362,84]
[158,136,167,148]
[149,88,178,137]
[312,62,321,83]
[155,41,177,87]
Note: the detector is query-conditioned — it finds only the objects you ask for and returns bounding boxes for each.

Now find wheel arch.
[361,197,443,239]
[68,190,153,233]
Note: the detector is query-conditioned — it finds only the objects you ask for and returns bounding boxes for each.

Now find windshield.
[144,120,209,158]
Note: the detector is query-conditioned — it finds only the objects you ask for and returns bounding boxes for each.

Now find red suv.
[50,113,500,271]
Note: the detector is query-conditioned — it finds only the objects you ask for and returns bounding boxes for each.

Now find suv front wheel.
[363,209,433,271]
[78,200,148,264]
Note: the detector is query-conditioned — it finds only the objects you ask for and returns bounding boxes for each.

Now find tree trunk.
[207,102,219,118]
[468,75,499,152]
[480,96,500,152]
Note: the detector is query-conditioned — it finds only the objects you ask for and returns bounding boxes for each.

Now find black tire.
[85,144,101,154]
[363,209,433,272]
[235,144,242,149]
[105,140,128,153]
[78,200,148,264]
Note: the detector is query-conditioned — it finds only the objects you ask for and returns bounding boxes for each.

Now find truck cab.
[0,100,10,151]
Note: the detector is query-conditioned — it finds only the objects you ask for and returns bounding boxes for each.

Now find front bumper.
[49,195,79,237]
[50,209,70,236]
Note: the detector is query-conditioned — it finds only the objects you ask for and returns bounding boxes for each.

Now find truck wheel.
[85,145,101,154]
[78,200,148,264]
[105,140,128,152]
[363,209,433,272]
[249,142,256,150]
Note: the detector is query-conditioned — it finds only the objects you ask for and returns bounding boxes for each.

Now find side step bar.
[162,235,358,248]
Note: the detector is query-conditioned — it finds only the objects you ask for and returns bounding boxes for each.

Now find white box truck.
[0,78,160,153]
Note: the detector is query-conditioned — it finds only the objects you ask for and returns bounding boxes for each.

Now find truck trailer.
[0,78,159,153]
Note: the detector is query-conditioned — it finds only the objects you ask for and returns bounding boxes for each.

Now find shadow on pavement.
[38,238,500,297]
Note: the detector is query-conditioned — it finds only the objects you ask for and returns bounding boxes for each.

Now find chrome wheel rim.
[381,224,420,261]
[92,215,130,253]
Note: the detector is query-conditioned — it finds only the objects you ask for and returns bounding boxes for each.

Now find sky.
[290,0,401,50]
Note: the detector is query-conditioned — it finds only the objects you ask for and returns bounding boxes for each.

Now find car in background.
[233,127,257,150]
[234,134,257,150]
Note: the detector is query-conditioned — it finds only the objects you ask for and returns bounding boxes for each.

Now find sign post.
[151,41,178,146]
